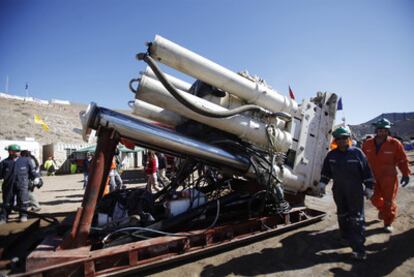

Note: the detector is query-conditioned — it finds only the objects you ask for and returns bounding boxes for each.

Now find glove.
[33,177,43,188]
[28,181,35,192]
[400,176,410,187]
[364,188,374,200]
[317,182,327,196]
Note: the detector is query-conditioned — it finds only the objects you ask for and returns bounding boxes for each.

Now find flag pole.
[25,82,29,98]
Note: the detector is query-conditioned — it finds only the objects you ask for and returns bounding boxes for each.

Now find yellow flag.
[34,114,49,132]
[34,114,44,124]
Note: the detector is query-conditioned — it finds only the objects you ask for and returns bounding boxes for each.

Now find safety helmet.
[5,144,21,151]
[332,127,351,139]
[374,118,392,129]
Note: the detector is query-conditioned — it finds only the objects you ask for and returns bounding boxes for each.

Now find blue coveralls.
[0,156,38,219]
[320,146,375,254]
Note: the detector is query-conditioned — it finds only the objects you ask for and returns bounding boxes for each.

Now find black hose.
[136,53,271,118]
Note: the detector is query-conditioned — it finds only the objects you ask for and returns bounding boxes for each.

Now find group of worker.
[319,118,411,260]
[0,144,43,224]
[82,152,124,193]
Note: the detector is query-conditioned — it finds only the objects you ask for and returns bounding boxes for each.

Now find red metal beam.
[23,208,325,276]
[64,128,118,248]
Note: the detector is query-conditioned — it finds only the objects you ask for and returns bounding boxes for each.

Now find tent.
[74,144,144,154]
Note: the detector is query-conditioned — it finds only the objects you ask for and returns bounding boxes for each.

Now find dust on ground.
[1,170,414,276]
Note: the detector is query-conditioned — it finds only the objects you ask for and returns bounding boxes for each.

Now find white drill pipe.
[130,99,183,127]
[149,35,298,114]
[136,75,292,152]
[141,66,192,92]
[273,165,306,193]
[142,66,287,129]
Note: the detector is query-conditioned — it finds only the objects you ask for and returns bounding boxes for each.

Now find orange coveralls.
[362,137,411,225]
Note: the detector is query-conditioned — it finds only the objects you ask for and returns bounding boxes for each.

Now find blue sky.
[1,0,413,125]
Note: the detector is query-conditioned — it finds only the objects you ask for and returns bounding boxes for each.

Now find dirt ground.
[1,167,414,276]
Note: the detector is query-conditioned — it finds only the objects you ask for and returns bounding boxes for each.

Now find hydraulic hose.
[136,52,271,118]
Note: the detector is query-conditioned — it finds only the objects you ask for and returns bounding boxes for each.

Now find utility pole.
[25,82,29,98]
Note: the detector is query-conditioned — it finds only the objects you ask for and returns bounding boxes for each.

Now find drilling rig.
[25,35,338,276]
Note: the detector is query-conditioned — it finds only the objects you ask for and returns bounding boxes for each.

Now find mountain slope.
[349,112,414,141]
[0,97,86,144]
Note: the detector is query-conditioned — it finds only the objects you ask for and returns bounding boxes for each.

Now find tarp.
[74,144,144,154]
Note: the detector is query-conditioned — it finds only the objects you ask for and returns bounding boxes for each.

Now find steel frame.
[23,208,324,277]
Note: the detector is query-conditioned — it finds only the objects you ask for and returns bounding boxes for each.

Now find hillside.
[0,97,87,144]
[1,96,413,145]
[349,112,414,141]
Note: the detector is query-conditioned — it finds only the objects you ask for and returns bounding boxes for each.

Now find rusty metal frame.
[61,128,119,249]
[22,208,324,276]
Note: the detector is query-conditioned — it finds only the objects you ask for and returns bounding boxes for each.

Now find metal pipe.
[141,66,192,92]
[80,104,306,192]
[130,99,183,127]
[142,65,253,113]
[81,103,251,172]
[136,75,292,152]
[148,35,298,114]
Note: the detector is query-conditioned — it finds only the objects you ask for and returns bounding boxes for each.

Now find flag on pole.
[288,86,296,100]
[337,97,343,111]
[34,114,49,131]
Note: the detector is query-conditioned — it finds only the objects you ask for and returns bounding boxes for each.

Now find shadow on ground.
[39,199,82,205]
[42,189,81,193]
[199,222,414,277]
[0,211,75,274]
[54,194,84,199]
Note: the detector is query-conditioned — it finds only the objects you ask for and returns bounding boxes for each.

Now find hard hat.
[374,118,392,129]
[5,144,21,151]
[332,127,351,139]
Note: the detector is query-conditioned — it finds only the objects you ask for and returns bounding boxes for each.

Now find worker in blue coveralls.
[318,127,375,260]
[0,144,41,224]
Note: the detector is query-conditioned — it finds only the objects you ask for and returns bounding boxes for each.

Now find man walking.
[21,150,42,212]
[83,153,93,189]
[156,152,169,185]
[0,144,41,223]
[319,127,375,260]
[362,118,411,233]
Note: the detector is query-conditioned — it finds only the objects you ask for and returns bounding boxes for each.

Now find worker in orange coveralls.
[362,118,411,233]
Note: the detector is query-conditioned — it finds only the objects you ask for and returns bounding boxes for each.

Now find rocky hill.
[1,95,413,145]
[349,112,414,141]
[0,97,87,144]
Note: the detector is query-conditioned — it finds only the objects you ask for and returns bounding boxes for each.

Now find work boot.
[352,251,367,261]
[19,215,28,223]
[384,225,393,233]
